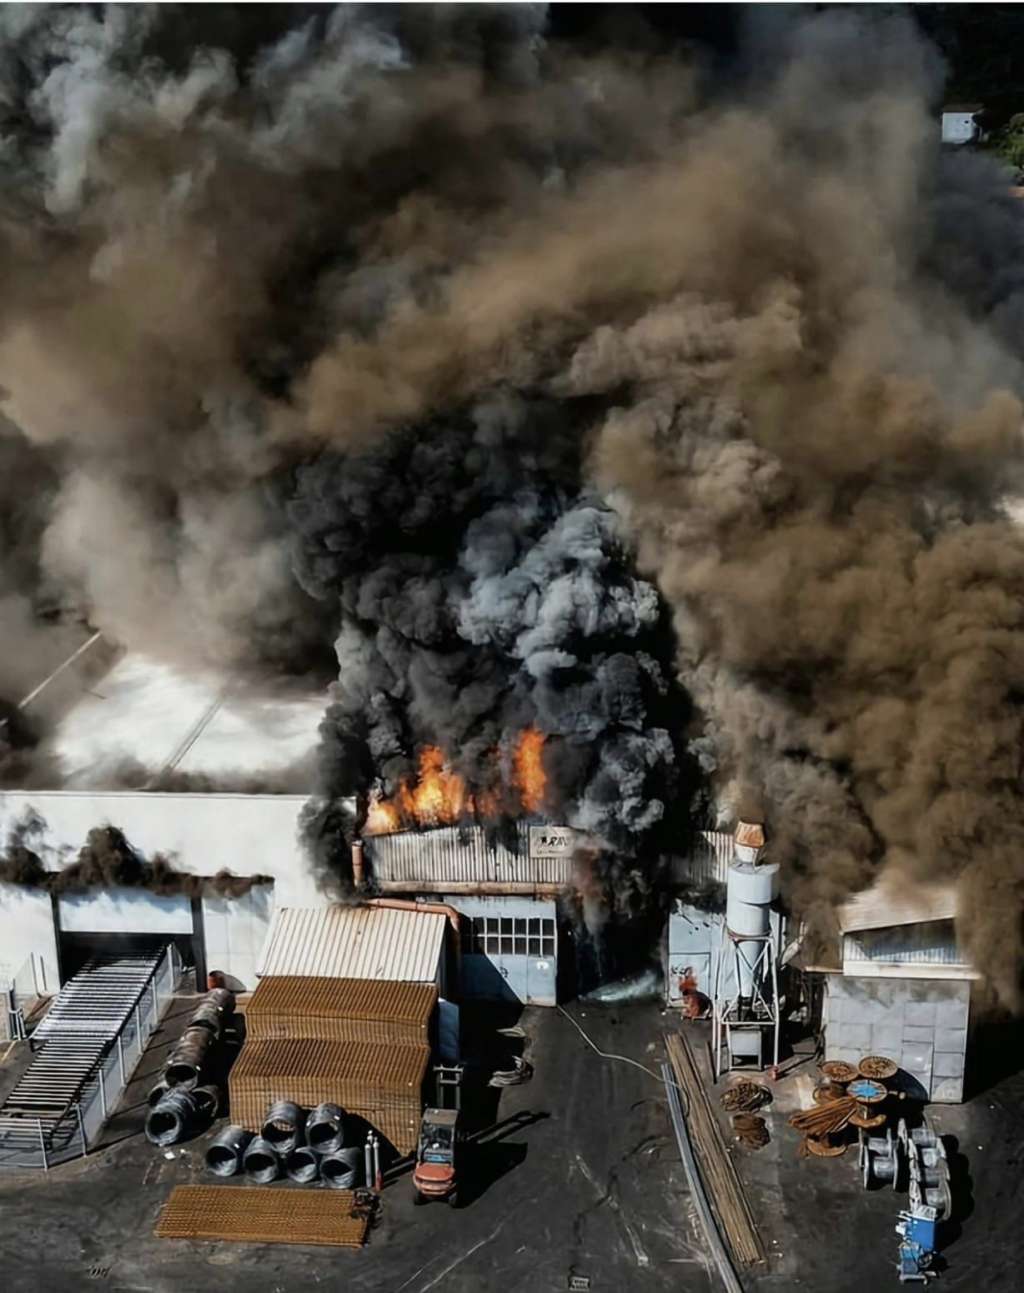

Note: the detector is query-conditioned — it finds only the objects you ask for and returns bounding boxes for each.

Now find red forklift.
[412,1108,460,1207]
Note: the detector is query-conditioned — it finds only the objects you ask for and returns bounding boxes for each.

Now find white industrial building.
[1,639,579,1008]
[363,823,575,1006]
[820,881,975,1103]
[0,639,327,996]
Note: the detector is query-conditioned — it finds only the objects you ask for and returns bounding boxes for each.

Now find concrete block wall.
[823,974,971,1102]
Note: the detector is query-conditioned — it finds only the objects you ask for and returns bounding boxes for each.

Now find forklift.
[412,1108,460,1207]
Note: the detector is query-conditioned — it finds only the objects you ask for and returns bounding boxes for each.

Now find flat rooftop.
[13,640,326,790]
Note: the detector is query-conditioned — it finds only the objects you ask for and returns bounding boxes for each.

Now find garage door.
[58,888,193,934]
[463,912,557,1006]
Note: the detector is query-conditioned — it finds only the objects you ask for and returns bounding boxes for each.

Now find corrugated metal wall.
[843,919,964,967]
[367,823,574,886]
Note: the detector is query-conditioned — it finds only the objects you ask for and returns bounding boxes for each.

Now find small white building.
[821,881,976,1102]
[941,103,984,145]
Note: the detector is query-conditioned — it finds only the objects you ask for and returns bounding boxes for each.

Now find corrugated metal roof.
[257,905,445,981]
[838,883,958,934]
[366,823,575,887]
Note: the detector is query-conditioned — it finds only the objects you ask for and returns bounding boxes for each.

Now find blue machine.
[893,1121,951,1283]
[896,1208,939,1283]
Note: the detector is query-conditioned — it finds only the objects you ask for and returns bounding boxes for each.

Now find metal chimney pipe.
[351,838,365,889]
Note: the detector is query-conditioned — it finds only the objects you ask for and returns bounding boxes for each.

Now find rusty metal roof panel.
[365,823,575,886]
[838,882,958,934]
[257,904,445,981]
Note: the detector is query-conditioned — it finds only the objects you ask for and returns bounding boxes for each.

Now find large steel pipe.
[321,1146,362,1189]
[306,1103,347,1155]
[146,1088,198,1146]
[164,1026,217,1087]
[205,1125,252,1177]
[260,1100,305,1154]
[243,1135,281,1184]
[285,1145,321,1184]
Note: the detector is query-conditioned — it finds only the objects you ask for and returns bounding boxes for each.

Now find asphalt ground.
[1,995,1020,1293]
[0,999,714,1293]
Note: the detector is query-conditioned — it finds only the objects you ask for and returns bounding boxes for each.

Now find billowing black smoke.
[289,394,700,898]
[0,811,270,898]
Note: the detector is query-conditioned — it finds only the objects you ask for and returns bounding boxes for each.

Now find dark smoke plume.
[0,812,269,898]
[2,7,1024,1000]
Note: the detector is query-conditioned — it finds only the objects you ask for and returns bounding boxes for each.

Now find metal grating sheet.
[257,905,445,982]
[246,976,436,1044]
[155,1185,368,1247]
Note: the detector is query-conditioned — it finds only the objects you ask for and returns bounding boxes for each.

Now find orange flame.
[365,729,547,834]
[514,727,547,814]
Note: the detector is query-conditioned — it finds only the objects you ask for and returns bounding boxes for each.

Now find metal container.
[146,1088,197,1147]
[242,1135,281,1184]
[306,1102,347,1155]
[260,1099,306,1154]
[204,1125,252,1177]
[285,1145,321,1184]
[320,1146,362,1189]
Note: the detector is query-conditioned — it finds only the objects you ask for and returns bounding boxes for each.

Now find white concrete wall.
[0,791,329,988]
[824,974,971,1102]
[202,886,275,992]
[58,889,193,934]
[0,884,58,996]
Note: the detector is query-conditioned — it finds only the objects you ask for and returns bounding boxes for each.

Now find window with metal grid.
[470,916,555,958]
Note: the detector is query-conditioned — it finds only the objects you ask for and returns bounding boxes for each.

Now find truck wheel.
[447,1190,459,1209]
[413,1191,426,1206]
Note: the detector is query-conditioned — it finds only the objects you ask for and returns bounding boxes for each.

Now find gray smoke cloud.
[2,7,1024,999]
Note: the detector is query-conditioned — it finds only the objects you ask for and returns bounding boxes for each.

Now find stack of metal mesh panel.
[244,977,435,1045]
[230,977,436,1155]
[229,1037,428,1154]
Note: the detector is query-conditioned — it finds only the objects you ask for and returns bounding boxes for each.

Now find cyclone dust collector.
[711,821,781,1079]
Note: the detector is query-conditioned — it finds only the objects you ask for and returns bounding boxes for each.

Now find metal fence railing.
[0,942,182,1171]
[0,953,47,1042]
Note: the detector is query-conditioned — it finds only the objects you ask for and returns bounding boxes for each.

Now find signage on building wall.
[529,825,576,858]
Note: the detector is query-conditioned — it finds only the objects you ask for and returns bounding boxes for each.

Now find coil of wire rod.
[306,1102,347,1155]
[260,1100,306,1154]
[321,1146,362,1190]
[242,1135,281,1184]
[204,1124,252,1177]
